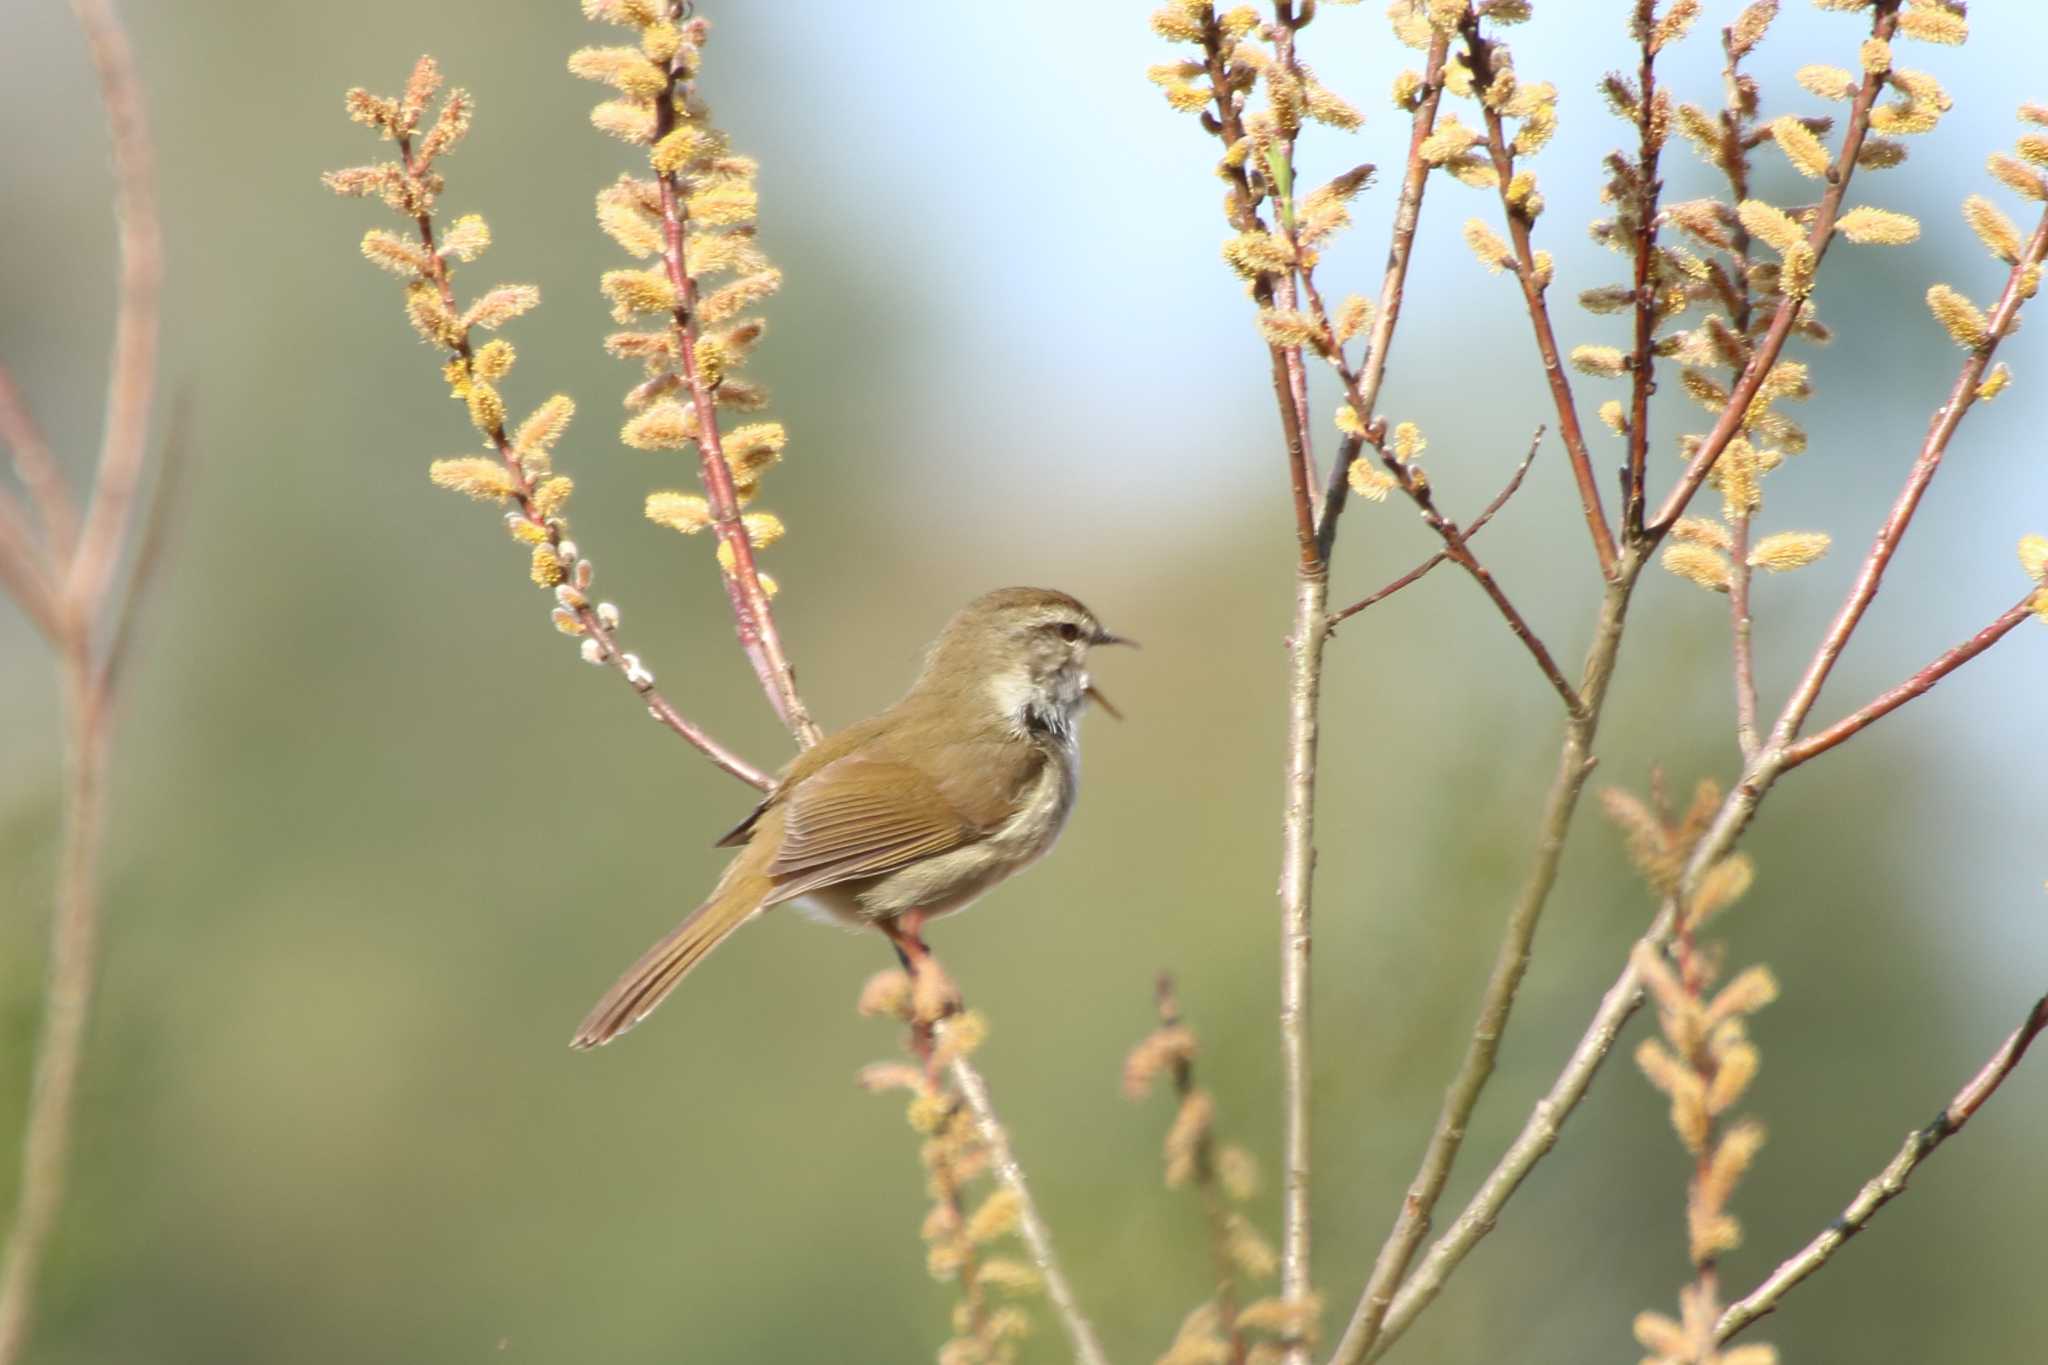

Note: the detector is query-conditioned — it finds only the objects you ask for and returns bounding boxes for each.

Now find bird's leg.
[879,911,960,1079]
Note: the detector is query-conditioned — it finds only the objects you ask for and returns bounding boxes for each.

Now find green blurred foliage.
[1,3,2045,1363]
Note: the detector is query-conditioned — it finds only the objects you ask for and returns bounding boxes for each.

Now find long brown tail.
[571,865,774,1048]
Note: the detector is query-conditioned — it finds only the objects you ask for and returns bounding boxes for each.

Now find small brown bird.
[572,586,1131,1048]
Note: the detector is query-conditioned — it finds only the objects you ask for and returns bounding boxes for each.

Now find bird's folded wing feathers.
[762,756,975,899]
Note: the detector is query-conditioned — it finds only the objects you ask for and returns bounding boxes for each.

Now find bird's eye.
[1056,622,1082,642]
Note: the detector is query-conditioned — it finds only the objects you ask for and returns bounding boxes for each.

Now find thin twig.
[947,1051,1113,1365]
[1714,991,2048,1345]
[62,0,161,619]
[1362,424,1584,715]
[1646,2,1901,535]
[0,367,77,566]
[1327,427,1540,629]
[1782,595,2038,770]
[1460,16,1616,578]
[1331,549,1644,1365]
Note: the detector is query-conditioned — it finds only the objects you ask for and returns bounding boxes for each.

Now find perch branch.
[947,1048,1113,1365]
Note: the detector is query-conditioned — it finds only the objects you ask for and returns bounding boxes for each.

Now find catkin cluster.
[1127,986,1313,1365]
[857,973,1042,1365]
[570,1,792,599]
[1603,777,1776,1365]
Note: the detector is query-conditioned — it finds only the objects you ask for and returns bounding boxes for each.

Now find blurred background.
[3,2,2045,1361]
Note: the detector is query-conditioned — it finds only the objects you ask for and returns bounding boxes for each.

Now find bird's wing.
[761,755,976,900]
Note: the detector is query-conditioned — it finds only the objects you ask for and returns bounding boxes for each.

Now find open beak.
[1086,629,1132,718]
[1084,684,1123,720]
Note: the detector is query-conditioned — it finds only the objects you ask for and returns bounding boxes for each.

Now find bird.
[571,585,1132,1048]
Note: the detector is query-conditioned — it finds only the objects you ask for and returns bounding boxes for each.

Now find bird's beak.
[1083,684,1123,720]
[1092,630,1138,649]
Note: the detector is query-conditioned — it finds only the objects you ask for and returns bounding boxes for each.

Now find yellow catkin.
[1661,542,1732,592]
[428,456,516,501]
[1835,205,1920,245]
[1963,195,2022,263]
[1748,530,1831,571]
[645,490,713,533]
[1462,219,1513,272]
[1736,200,1801,253]
[1770,117,1831,179]
[2017,534,2048,582]
[1926,284,1990,348]
[1569,345,1628,378]
[1795,64,1856,101]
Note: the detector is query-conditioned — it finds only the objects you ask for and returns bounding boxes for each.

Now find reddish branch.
[651,19,819,746]
[1715,991,2048,1344]
[1459,17,1617,577]
[1326,426,1541,629]
[1783,595,2038,769]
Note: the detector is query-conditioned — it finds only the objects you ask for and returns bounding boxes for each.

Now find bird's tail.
[571,863,774,1048]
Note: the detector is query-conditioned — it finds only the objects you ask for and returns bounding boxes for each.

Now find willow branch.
[63,0,161,620]
[1331,549,1643,1365]
[1715,991,2048,1345]
[1646,2,1900,535]
[1783,595,2038,770]
[1460,17,1616,578]
[947,1049,1113,1365]
[1313,31,1450,559]
[1326,426,1539,630]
